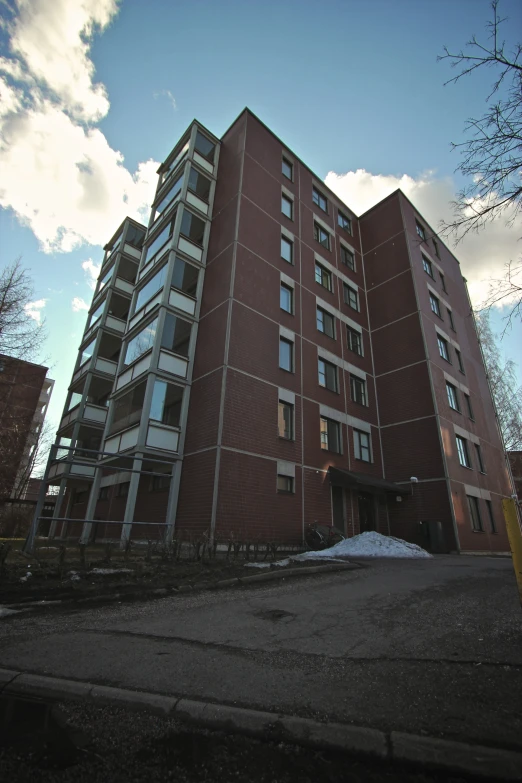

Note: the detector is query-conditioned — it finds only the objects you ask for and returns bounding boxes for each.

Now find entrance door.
[358,492,375,533]
[332,486,345,535]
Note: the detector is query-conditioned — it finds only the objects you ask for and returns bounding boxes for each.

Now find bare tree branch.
[0,258,47,361]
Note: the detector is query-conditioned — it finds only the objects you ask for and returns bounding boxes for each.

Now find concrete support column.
[79,468,103,544]
[120,454,143,548]
[48,478,68,540]
[164,461,180,544]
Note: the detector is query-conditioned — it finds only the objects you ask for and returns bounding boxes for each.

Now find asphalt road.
[1,555,521,752]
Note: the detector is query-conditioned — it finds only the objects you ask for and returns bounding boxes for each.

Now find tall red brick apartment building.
[45,109,515,554]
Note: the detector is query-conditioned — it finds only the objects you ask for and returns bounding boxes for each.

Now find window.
[172,256,199,296]
[350,375,367,406]
[446,382,460,411]
[194,130,216,163]
[422,256,434,278]
[281,235,293,263]
[124,318,158,365]
[118,482,130,498]
[456,435,471,468]
[143,217,175,265]
[163,140,189,182]
[98,264,114,292]
[440,272,447,292]
[347,326,362,356]
[87,301,105,329]
[280,283,293,313]
[467,495,484,532]
[437,335,450,362]
[188,167,211,202]
[135,264,168,313]
[455,349,465,373]
[315,262,332,291]
[318,358,338,392]
[312,186,328,212]
[281,193,293,219]
[344,284,359,310]
[278,401,293,439]
[161,313,191,357]
[485,499,496,533]
[429,292,441,317]
[79,338,96,367]
[73,491,87,505]
[154,173,184,220]
[98,487,109,501]
[433,238,441,258]
[354,429,371,462]
[314,222,330,249]
[109,380,147,435]
[475,444,486,473]
[279,337,293,372]
[316,306,335,338]
[340,245,355,270]
[416,221,426,241]
[151,474,171,491]
[320,417,341,453]
[282,157,293,180]
[338,211,352,233]
[464,394,474,420]
[277,475,294,493]
[180,209,205,246]
[126,225,145,249]
[447,309,455,331]
[150,380,183,427]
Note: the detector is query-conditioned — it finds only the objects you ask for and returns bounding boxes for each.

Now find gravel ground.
[0,701,469,783]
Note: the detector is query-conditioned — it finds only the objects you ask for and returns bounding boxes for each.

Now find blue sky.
[0,0,521,433]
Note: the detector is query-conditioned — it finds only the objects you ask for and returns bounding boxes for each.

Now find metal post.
[79,467,103,544]
[48,478,67,540]
[120,454,143,548]
[164,462,180,544]
[23,444,56,554]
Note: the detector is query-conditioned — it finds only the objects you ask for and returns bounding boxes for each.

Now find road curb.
[4,561,357,612]
[1,669,521,780]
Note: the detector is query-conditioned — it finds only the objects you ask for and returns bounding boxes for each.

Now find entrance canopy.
[328,467,409,496]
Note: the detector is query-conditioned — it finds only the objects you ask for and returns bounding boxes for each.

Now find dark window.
[281,235,293,263]
[150,380,183,427]
[340,245,355,270]
[338,211,352,233]
[98,487,109,501]
[464,394,474,419]
[282,157,293,180]
[118,482,130,498]
[280,283,293,313]
[475,443,486,473]
[433,238,440,258]
[151,474,171,491]
[109,380,147,435]
[315,262,332,291]
[135,265,167,313]
[347,326,362,356]
[446,382,460,411]
[277,474,294,493]
[124,318,158,365]
[281,193,293,219]
[314,222,330,249]
[278,401,293,439]
[456,435,471,468]
[172,256,198,296]
[354,429,371,462]
[430,292,441,317]
[350,375,367,406]
[437,335,450,362]
[126,224,145,248]
[317,307,335,338]
[320,417,341,453]
[440,271,447,292]
[422,256,434,278]
[467,495,484,532]
[416,221,426,241]
[485,499,496,533]
[188,167,211,202]
[456,349,465,373]
[279,338,293,372]
[154,173,184,219]
[344,284,359,310]
[80,338,96,367]
[312,187,328,212]
[194,130,216,163]
[161,313,191,357]
[180,209,205,246]
[144,216,176,264]
[447,309,455,331]
[318,358,338,392]
[73,490,87,505]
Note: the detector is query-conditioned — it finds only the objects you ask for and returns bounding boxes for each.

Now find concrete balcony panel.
[105,314,126,334]
[114,277,134,295]
[73,359,91,383]
[105,425,139,454]
[59,405,80,430]
[193,151,213,174]
[146,423,179,452]
[186,191,209,216]
[158,350,188,379]
[83,403,108,424]
[94,357,117,376]
[178,236,202,262]
[169,289,196,316]
[123,243,141,260]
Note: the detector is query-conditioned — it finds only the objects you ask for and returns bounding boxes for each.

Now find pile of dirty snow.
[297,531,431,560]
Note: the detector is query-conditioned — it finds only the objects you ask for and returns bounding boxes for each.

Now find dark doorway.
[332,486,345,534]
[358,492,375,533]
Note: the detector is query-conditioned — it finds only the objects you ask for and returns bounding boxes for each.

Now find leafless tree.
[476,311,522,451]
[0,258,46,361]
[439,0,522,322]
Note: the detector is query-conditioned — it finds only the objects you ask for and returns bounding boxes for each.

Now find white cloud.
[82,258,101,289]
[25,298,46,322]
[71,296,89,312]
[325,169,521,309]
[153,89,177,110]
[0,0,160,253]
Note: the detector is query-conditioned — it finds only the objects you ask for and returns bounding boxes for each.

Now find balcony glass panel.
[109,380,147,435]
[188,167,211,202]
[180,209,205,246]
[194,131,215,163]
[88,300,105,329]
[98,264,114,292]
[124,318,158,366]
[67,392,82,410]
[150,380,183,427]
[161,313,191,357]
[154,173,184,221]
[172,256,198,296]
[143,215,176,266]
[79,338,96,367]
[135,264,168,313]
[125,224,145,248]
[163,141,189,182]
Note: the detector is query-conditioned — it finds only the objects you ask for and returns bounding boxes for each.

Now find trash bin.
[419,520,446,553]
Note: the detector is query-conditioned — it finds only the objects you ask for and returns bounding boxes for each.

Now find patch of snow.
[0,606,21,618]
[296,531,432,559]
[68,571,81,582]
[89,568,133,575]
[19,571,33,582]
[244,562,272,569]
